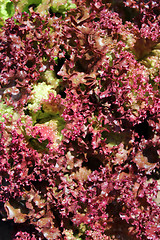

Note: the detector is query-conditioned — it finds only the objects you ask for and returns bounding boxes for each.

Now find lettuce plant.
[0,0,159,239]
[0,0,14,25]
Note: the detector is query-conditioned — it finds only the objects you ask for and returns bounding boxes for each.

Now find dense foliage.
[0,0,160,239]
